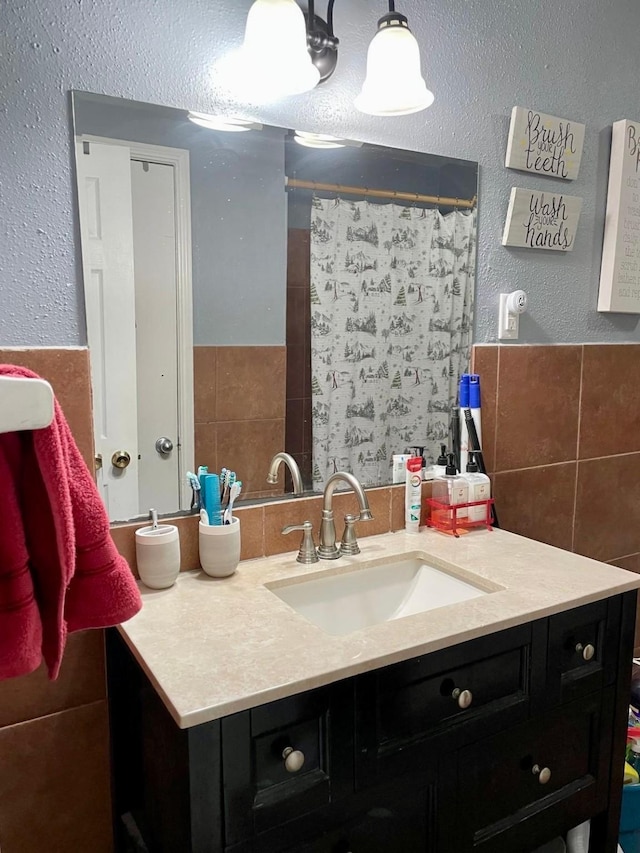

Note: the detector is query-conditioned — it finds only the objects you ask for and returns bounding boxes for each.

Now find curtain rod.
[285,177,476,209]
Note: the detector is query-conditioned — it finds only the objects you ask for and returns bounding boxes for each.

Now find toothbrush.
[222,469,234,508]
[150,508,158,530]
[200,508,209,525]
[219,468,227,500]
[224,480,242,524]
[186,471,202,511]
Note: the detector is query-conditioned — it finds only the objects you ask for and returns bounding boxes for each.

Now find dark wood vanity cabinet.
[108,592,635,853]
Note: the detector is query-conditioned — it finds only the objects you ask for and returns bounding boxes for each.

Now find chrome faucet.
[317,471,373,560]
[266,452,304,495]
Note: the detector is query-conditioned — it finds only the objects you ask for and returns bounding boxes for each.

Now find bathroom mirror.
[71,91,478,522]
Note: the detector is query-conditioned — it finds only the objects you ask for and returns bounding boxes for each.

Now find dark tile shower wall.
[285,227,313,488]
[473,343,640,650]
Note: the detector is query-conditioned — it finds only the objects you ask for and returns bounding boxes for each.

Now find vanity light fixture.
[187,112,263,132]
[354,1,434,116]
[238,0,322,99]
[238,0,433,115]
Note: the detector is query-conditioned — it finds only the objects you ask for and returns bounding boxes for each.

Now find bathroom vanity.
[108,529,640,853]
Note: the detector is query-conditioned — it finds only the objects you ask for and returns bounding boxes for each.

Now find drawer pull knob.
[452,687,473,709]
[575,642,595,661]
[282,747,305,773]
[532,764,551,785]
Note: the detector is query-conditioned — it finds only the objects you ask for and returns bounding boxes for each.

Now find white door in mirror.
[76,140,140,520]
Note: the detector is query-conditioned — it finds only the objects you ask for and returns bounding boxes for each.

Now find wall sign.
[598,119,640,313]
[505,107,585,180]
[502,187,582,251]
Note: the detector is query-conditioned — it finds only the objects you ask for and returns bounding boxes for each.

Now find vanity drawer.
[222,683,353,845]
[455,689,612,852]
[546,597,620,706]
[356,622,534,787]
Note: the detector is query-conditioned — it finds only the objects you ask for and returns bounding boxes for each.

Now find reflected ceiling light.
[187,112,263,132]
[293,130,346,148]
[237,0,432,116]
[355,2,434,116]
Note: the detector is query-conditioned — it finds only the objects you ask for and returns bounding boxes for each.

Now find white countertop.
[118,527,640,729]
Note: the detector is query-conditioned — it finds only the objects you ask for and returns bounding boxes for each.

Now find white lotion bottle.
[405,456,423,533]
[432,453,469,521]
[463,452,491,522]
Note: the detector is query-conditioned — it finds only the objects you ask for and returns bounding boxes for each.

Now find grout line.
[607,552,640,564]
[495,449,640,477]
[494,460,577,475]
[579,449,640,463]
[571,345,585,553]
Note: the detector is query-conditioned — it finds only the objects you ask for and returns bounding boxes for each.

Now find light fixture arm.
[305,0,339,82]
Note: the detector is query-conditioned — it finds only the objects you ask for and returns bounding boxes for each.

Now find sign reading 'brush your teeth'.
[505,107,585,180]
[598,119,640,313]
[502,187,582,251]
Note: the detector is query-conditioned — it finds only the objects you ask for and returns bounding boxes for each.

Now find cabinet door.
[356,622,534,787]
[546,598,619,706]
[455,690,612,852]
[222,681,353,845]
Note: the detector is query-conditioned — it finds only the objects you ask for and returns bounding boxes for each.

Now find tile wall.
[0,347,112,852]
[111,482,411,574]
[5,341,640,851]
[473,343,640,646]
[193,345,287,499]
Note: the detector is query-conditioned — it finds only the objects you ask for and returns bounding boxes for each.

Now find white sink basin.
[267,553,497,636]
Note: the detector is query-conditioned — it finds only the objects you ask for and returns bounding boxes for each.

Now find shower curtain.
[310,197,476,489]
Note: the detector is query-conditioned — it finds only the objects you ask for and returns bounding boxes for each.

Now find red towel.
[0,365,142,680]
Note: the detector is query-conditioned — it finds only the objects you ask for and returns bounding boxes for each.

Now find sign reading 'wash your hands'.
[598,120,640,313]
[502,187,582,251]
[505,107,585,180]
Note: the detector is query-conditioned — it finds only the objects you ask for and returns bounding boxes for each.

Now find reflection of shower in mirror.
[71,91,479,522]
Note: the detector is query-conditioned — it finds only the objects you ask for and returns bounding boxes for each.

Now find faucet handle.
[339,513,366,557]
[282,521,319,565]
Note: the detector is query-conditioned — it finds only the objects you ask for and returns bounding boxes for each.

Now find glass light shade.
[239,0,320,100]
[355,20,434,116]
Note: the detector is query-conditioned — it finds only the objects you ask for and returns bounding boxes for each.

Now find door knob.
[575,642,595,661]
[532,764,551,784]
[111,450,131,469]
[451,687,473,709]
[282,746,305,773]
[155,437,174,456]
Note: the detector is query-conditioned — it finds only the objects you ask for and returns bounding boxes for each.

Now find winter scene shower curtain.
[310,197,476,489]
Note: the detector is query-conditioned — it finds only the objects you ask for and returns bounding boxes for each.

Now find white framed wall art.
[598,119,640,313]
[502,187,582,251]
[505,107,585,180]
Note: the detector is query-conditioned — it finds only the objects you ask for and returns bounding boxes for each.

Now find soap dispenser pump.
[432,453,469,519]
[463,452,491,522]
[425,444,448,481]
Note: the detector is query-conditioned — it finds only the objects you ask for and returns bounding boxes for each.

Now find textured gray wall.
[2,0,640,345]
[75,95,287,346]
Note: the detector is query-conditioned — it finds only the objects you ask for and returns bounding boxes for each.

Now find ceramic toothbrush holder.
[135,524,181,589]
[199,517,241,577]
